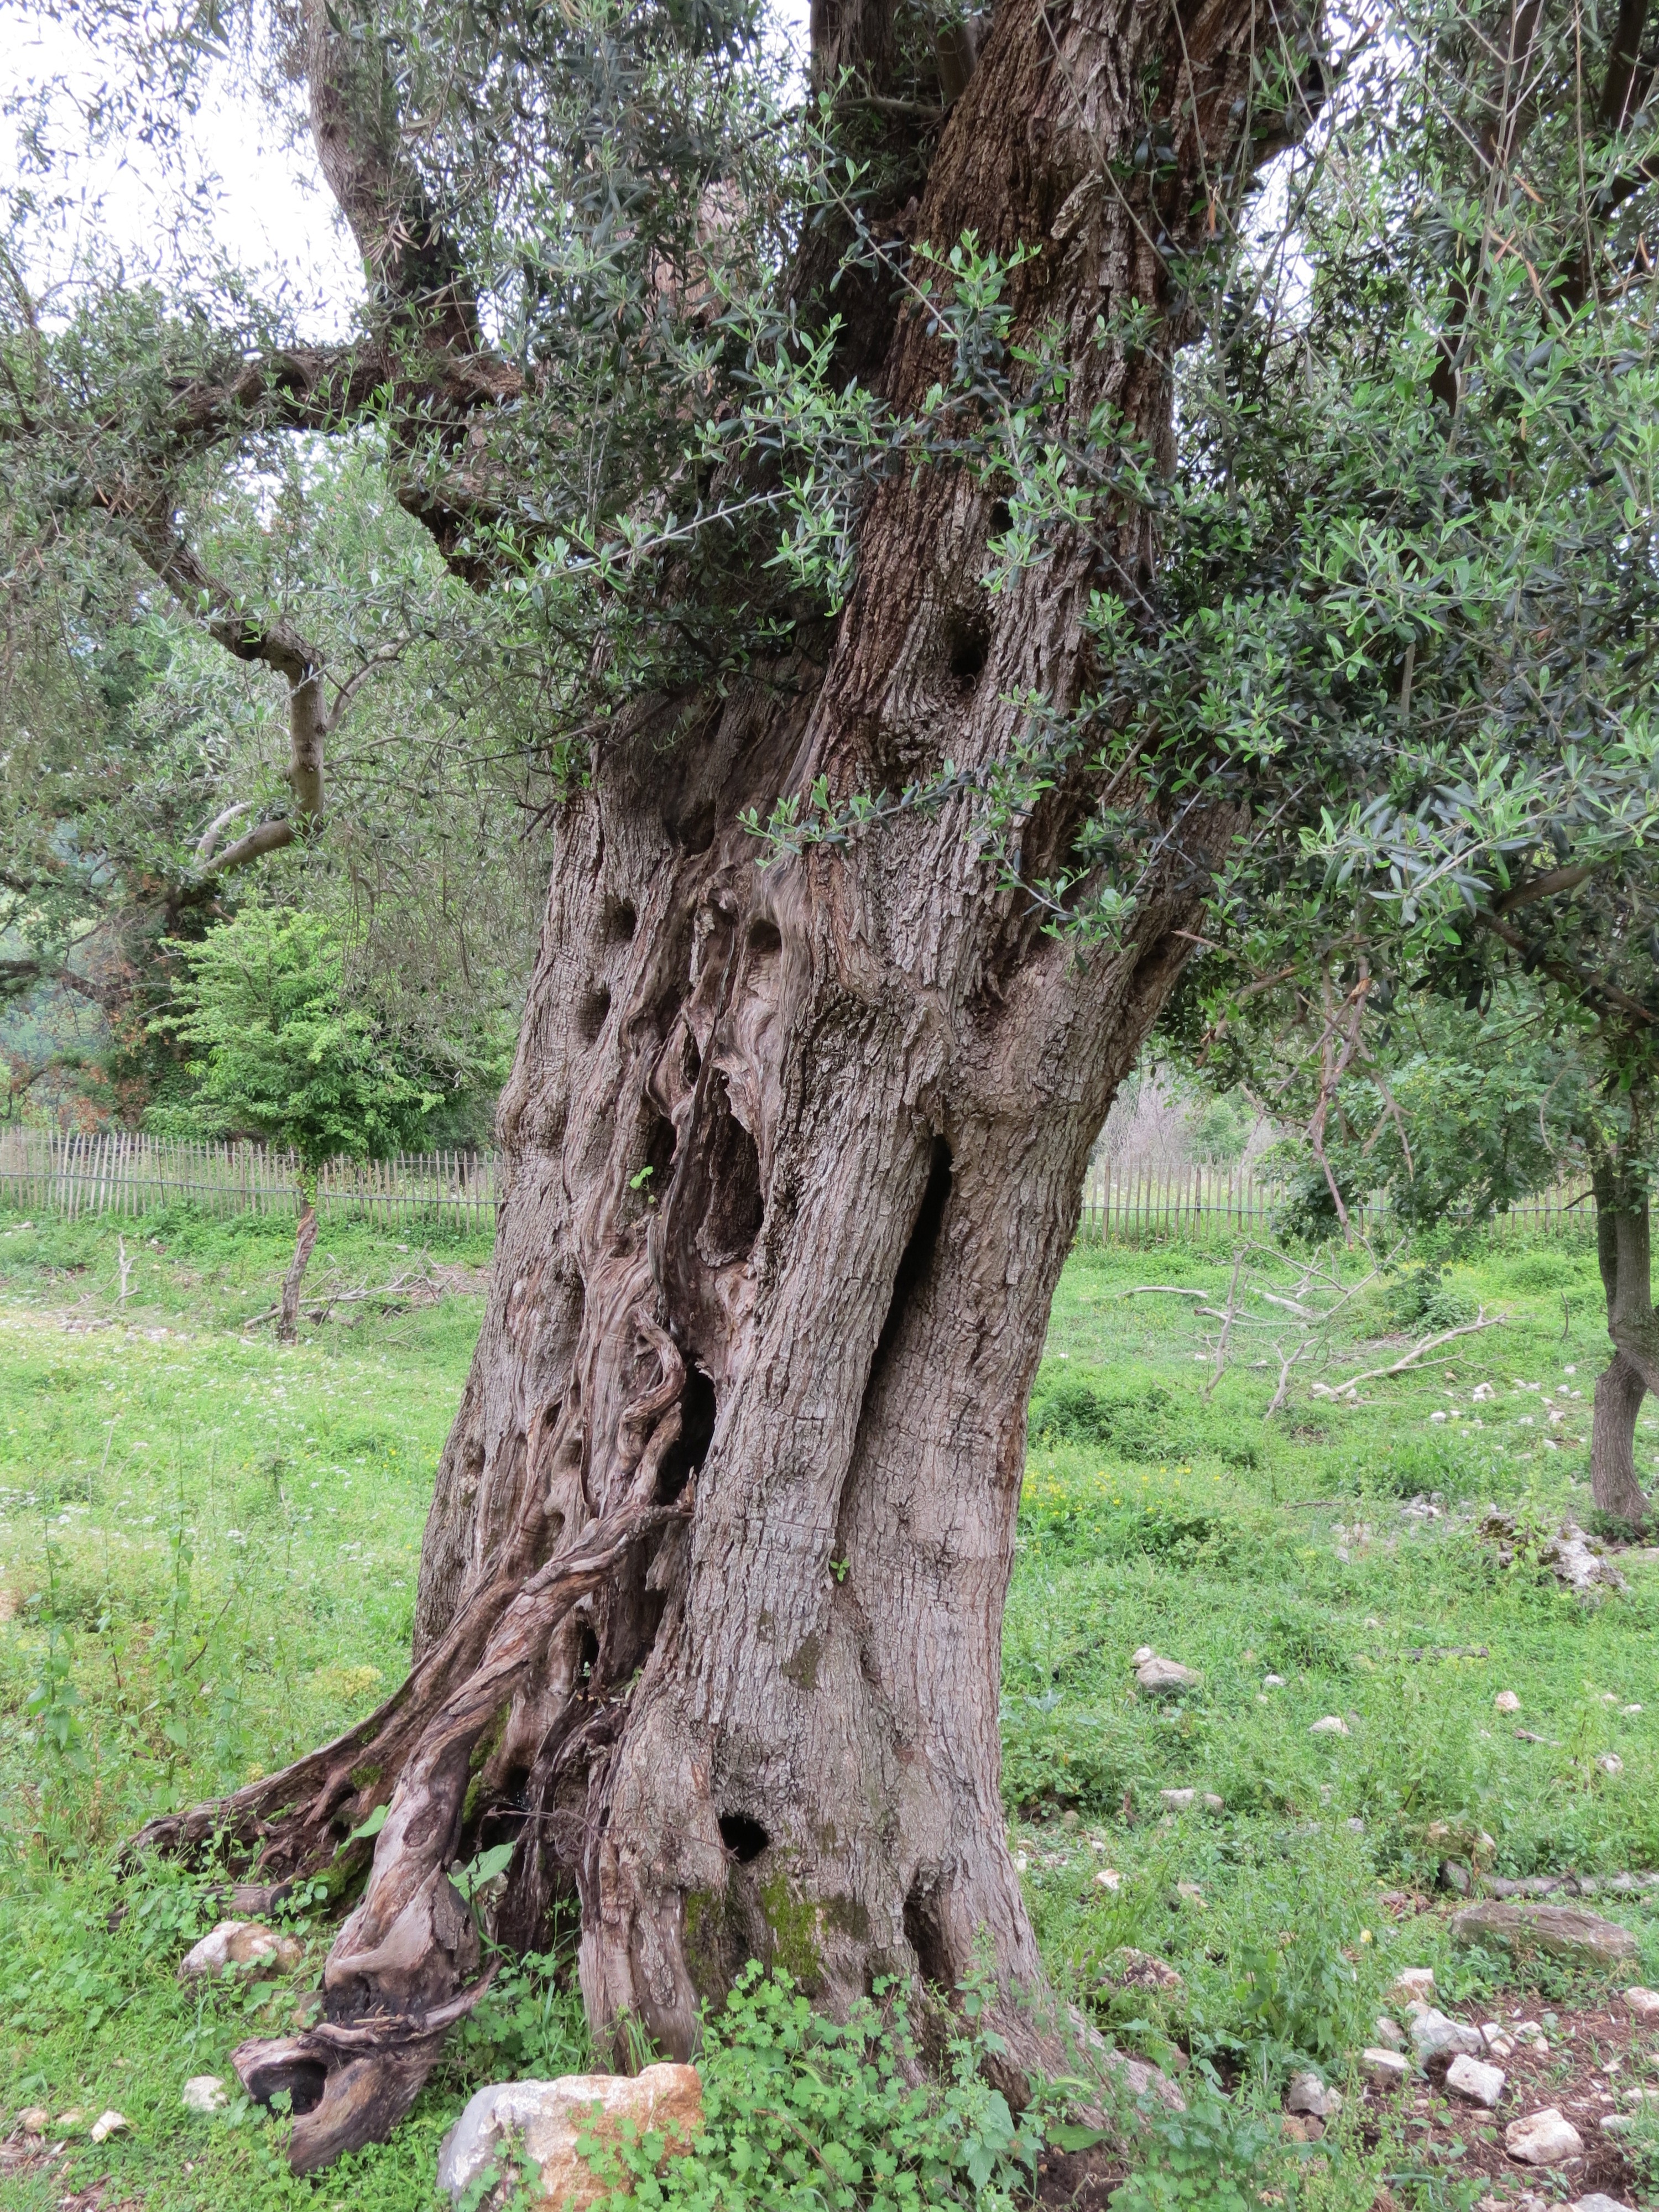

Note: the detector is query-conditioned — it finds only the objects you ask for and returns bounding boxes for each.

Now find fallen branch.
[1308,1310,1507,1399]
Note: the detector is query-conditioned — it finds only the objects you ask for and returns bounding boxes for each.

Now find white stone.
[1263,1673,1286,1687]
[1495,1691,1521,1713]
[436,2065,703,2209]
[178,1920,302,1983]
[1392,1968,1436,2001]
[1361,2048,1411,2089]
[1131,1646,1156,1665]
[1286,2072,1343,2117]
[1446,2056,1506,2109]
[1094,1868,1122,1891]
[1373,2016,1407,2052]
[1161,1788,1196,1811]
[1569,2196,1634,2212]
[1505,2109,1583,2166]
[17,2107,48,2134]
[1202,1793,1224,1812]
[1410,2006,1486,2063]
[182,2076,228,2115]
[1310,1715,1349,1736]
[1597,1754,1624,1775]
[90,2111,128,2143]
[1136,1656,1202,1693]
[1624,1986,1659,2022]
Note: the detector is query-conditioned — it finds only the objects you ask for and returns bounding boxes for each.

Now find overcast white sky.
[2,2,811,329]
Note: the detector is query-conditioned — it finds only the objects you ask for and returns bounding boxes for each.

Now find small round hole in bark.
[603,897,638,945]
[576,987,611,1045]
[657,1365,717,1499]
[989,499,1012,535]
[746,917,782,959]
[719,1812,770,1863]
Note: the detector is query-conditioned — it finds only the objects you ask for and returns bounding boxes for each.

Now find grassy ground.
[1,1206,1656,2210]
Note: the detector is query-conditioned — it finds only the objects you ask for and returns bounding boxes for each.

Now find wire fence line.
[0,1126,1593,1244]
[0,1126,498,1233]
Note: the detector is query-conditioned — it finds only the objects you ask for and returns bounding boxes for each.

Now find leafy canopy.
[155,907,440,1177]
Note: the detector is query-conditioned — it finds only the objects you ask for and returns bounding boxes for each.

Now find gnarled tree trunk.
[129,0,1297,2170]
[278,1182,320,1347]
[1590,1161,1656,1530]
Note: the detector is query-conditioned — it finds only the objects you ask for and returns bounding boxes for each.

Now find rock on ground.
[1099,1948,1185,1995]
[1135,1656,1201,1693]
[177,1921,302,1983]
[1408,2006,1486,2063]
[1569,2197,1634,2212]
[89,2111,127,2143]
[1504,2109,1584,2166]
[1449,1901,1638,1969]
[1310,1715,1349,1736]
[1444,2056,1505,2109]
[437,2065,703,2209]
[182,2077,228,2114]
[1392,1969,1436,2001]
[1160,1788,1196,1810]
[1361,2048,1410,2089]
[1373,2016,1407,2051]
[1286,2072,1343,2117]
[1625,1987,1659,2021]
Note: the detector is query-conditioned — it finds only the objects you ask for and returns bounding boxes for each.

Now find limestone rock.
[1495,1691,1521,1713]
[1361,2048,1410,2089]
[1161,1788,1196,1811]
[1373,2016,1407,2051]
[90,2111,128,2143]
[1281,2113,1324,2141]
[1504,2109,1583,2166]
[182,2076,229,2114]
[1136,1656,1202,1693]
[1546,1525,1626,1596]
[1202,1793,1225,1813]
[1444,2056,1505,2109]
[1624,1986,1659,2021]
[178,1920,302,1983]
[1286,2072,1343,2117]
[1450,1901,1637,1970]
[1131,1646,1157,1665]
[1310,1715,1350,1736]
[1569,2197,1634,2212]
[437,2064,703,2209]
[1391,1968,1436,2001]
[1408,2006,1485,2063]
[16,2107,48,2134]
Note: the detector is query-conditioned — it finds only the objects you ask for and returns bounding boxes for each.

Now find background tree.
[4,0,1657,2173]
[159,906,442,1339]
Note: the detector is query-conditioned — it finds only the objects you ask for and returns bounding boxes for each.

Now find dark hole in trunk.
[577,1623,600,1686]
[904,1882,952,1991]
[577,986,612,1044]
[658,1366,717,1499]
[947,615,990,682]
[248,2056,328,2116]
[643,1109,677,1186]
[603,898,638,944]
[698,1077,765,1264]
[868,1136,953,1390]
[747,917,782,958]
[719,1812,770,1863]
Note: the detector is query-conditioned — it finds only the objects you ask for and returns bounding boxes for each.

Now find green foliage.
[154,907,441,1178]
[1108,2087,1280,2212]
[581,1966,1043,2212]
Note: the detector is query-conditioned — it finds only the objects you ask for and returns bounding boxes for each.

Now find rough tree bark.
[1589,1159,1657,1529]
[127,0,1316,2171]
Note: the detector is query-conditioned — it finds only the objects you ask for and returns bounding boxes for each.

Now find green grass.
[1,1207,1657,2210]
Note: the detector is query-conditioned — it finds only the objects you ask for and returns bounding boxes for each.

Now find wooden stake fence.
[0,1126,497,1233]
[0,1126,1590,1244]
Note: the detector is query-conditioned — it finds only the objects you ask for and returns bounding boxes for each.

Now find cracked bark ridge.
[131,0,1317,2171]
